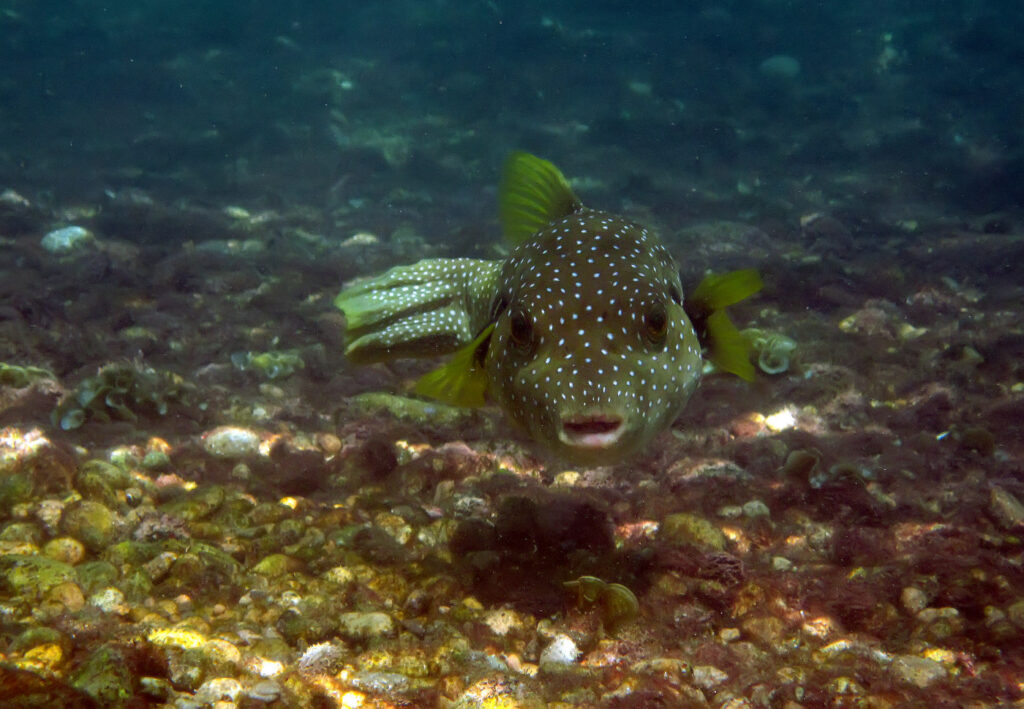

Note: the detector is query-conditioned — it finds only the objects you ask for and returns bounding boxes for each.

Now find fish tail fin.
[413,324,495,407]
[499,151,583,245]
[687,269,763,381]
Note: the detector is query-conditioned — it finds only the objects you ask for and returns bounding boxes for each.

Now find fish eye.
[643,303,668,342]
[508,307,534,350]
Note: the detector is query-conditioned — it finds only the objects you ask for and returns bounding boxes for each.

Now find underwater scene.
[2,0,1024,706]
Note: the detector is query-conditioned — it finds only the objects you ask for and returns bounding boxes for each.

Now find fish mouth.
[559,413,626,449]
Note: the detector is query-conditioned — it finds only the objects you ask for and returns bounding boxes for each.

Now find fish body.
[335,153,760,464]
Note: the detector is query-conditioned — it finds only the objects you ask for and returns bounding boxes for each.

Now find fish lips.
[558,412,628,450]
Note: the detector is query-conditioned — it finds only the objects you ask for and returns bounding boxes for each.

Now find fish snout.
[558,412,627,449]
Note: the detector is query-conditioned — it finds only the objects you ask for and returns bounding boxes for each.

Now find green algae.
[742,328,798,375]
[0,362,55,387]
[69,645,133,706]
[660,512,727,552]
[231,349,305,380]
[51,362,193,431]
[563,575,640,632]
[0,554,76,597]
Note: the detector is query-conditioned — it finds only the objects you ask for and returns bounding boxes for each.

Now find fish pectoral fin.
[688,269,763,312]
[705,310,756,382]
[499,151,583,245]
[335,258,502,364]
[413,323,495,407]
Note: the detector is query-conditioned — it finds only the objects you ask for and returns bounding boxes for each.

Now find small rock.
[539,634,579,671]
[741,615,786,647]
[901,586,928,614]
[484,608,525,636]
[337,611,395,640]
[61,500,118,552]
[719,627,741,643]
[322,565,356,587]
[41,225,93,254]
[771,556,793,571]
[89,586,129,615]
[989,486,1024,532]
[46,581,85,612]
[742,500,770,518]
[1006,600,1024,629]
[247,680,282,702]
[252,553,303,577]
[660,513,727,552]
[195,677,242,704]
[891,655,946,688]
[297,641,346,675]
[69,645,132,704]
[692,664,728,689]
[42,537,86,565]
[201,426,262,459]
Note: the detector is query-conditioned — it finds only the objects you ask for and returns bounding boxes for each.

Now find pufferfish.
[335,152,761,465]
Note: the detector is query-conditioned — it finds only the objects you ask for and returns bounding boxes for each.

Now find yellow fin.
[706,310,756,381]
[413,324,495,407]
[499,151,583,245]
[689,269,763,312]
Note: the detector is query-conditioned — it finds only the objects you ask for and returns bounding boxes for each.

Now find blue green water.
[2,1,1021,219]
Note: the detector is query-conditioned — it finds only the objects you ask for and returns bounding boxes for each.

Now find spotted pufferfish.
[335,152,761,465]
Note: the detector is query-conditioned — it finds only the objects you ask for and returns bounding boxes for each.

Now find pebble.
[989,486,1024,531]
[42,537,86,565]
[1006,599,1024,629]
[538,634,580,671]
[484,608,525,636]
[247,680,282,702]
[61,501,118,552]
[741,616,786,647]
[692,664,729,689]
[337,611,395,640]
[46,580,86,612]
[41,225,93,254]
[659,513,727,552]
[901,586,928,614]
[89,586,129,615]
[297,642,346,675]
[719,627,741,643]
[742,500,770,518]
[194,677,242,704]
[891,655,946,688]
[201,426,262,459]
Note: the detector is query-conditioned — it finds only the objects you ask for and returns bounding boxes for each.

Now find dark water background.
[2,1,1022,233]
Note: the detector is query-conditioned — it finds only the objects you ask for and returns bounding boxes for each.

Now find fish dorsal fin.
[688,269,763,311]
[499,151,583,245]
[413,323,495,407]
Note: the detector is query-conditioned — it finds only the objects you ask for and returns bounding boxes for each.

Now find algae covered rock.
[349,392,478,427]
[0,554,77,598]
[337,611,395,640]
[660,512,727,552]
[61,500,119,552]
[69,644,133,705]
[52,362,192,430]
